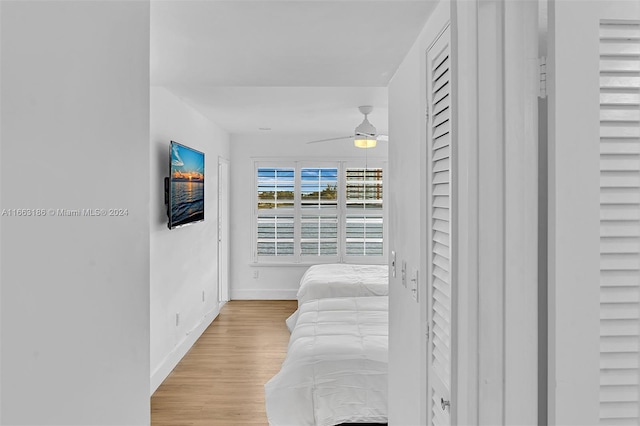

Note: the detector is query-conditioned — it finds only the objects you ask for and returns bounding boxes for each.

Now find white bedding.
[286,264,389,331]
[265,296,388,426]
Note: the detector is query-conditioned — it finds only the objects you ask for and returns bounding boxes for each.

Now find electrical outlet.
[176,312,180,327]
[253,270,259,279]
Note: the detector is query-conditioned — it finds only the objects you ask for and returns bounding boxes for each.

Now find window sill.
[250,259,386,267]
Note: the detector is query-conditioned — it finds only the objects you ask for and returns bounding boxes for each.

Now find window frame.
[252,158,386,265]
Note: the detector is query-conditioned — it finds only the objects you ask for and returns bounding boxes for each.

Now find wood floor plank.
[151,300,297,425]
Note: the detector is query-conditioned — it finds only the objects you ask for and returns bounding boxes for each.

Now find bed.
[286,263,389,331]
[265,296,388,426]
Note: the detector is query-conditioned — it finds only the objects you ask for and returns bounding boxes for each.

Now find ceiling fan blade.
[307,135,353,144]
[377,134,389,142]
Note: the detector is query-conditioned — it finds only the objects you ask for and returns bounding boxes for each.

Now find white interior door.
[598,18,640,426]
[218,157,230,303]
[549,2,640,424]
[427,25,453,426]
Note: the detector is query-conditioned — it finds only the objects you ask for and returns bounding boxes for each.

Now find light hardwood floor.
[151,300,298,426]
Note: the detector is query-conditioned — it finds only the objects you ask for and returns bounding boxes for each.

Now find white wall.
[229,133,387,299]
[0,1,150,424]
[150,87,230,393]
[387,1,450,424]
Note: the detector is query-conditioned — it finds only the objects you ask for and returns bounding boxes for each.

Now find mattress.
[286,264,389,331]
[265,296,389,426]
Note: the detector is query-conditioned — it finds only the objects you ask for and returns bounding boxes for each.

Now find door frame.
[218,156,230,305]
[448,0,540,423]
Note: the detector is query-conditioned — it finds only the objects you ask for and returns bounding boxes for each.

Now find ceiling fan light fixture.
[354,137,377,148]
[354,109,377,148]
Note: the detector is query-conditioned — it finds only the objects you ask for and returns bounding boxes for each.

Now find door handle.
[441,397,450,411]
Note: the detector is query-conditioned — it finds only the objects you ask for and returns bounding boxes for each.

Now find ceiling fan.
[307,105,389,148]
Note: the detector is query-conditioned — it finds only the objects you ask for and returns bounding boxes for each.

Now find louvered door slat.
[601,109,640,121]
[600,125,640,138]
[434,70,450,94]
[434,242,449,258]
[600,75,640,89]
[433,54,449,81]
[601,188,640,204]
[601,206,640,221]
[433,277,451,297]
[599,22,640,425]
[602,353,639,370]
[601,336,639,353]
[433,230,450,246]
[601,143,640,155]
[433,208,450,222]
[600,286,640,302]
[601,156,640,170]
[601,221,640,237]
[433,144,451,161]
[433,254,450,272]
[433,157,450,173]
[433,219,449,233]
[433,108,451,128]
[601,303,640,320]
[433,149,450,164]
[432,265,450,284]
[433,122,451,141]
[433,87,450,108]
[600,42,640,56]
[600,23,640,38]
[428,26,452,426]
[601,319,640,337]
[601,174,640,189]
[433,137,450,152]
[602,369,640,386]
[601,254,640,271]
[602,270,640,287]
[601,59,640,72]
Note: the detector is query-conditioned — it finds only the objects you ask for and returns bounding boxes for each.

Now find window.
[254,161,385,263]
[256,168,294,256]
[300,168,338,256]
[345,168,384,256]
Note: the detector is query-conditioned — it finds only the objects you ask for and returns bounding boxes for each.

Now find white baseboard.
[150,306,219,395]
[230,289,297,300]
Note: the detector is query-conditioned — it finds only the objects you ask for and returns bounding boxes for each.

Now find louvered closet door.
[427,25,452,426]
[599,21,640,425]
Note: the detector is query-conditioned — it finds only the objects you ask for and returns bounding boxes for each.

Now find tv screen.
[167,141,204,229]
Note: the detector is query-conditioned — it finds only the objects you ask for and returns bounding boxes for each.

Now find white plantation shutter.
[428,26,452,426]
[257,167,295,258]
[257,215,294,256]
[300,167,339,258]
[345,167,384,257]
[254,163,384,262]
[599,21,640,425]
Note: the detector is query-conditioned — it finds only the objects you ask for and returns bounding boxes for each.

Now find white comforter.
[265,296,388,426]
[297,264,389,306]
[286,264,389,330]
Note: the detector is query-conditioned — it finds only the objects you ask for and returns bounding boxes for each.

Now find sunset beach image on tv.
[169,141,204,228]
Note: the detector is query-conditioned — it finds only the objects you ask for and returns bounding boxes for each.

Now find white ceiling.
[151,1,436,135]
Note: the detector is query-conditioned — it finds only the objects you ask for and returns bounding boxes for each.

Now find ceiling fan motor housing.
[355,118,376,136]
[355,105,376,136]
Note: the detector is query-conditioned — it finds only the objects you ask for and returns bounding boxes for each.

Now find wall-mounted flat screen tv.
[167,141,204,229]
